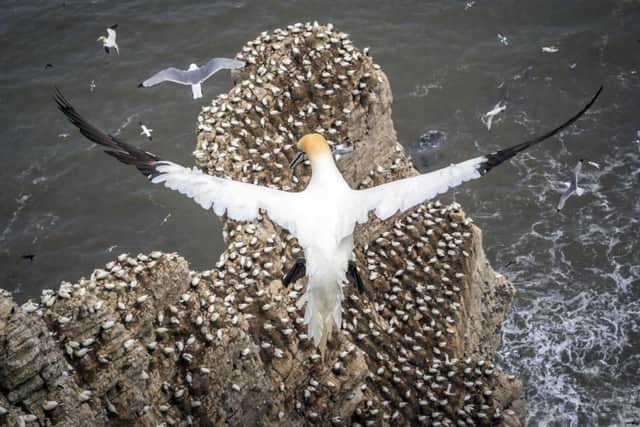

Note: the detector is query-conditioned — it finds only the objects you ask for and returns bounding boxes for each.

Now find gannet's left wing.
[54,89,302,236]
[352,86,603,222]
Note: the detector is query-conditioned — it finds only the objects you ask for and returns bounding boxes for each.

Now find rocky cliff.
[0,23,524,426]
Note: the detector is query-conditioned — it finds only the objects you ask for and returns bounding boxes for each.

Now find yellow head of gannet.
[290,133,332,169]
[298,133,332,157]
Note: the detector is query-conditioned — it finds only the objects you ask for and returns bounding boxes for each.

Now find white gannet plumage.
[54,86,602,356]
[139,58,245,99]
[98,25,119,55]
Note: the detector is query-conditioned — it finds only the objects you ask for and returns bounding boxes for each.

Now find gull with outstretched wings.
[139,58,245,99]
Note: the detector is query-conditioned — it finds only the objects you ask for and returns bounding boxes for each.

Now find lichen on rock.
[1,22,524,426]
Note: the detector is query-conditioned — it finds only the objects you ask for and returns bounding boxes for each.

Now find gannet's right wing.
[54,89,301,235]
[352,86,603,222]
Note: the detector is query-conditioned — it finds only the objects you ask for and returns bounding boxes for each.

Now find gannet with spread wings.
[54,86,602,355]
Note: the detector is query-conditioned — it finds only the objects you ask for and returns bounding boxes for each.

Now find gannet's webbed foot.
[283,258,306,287]
[347,261,364,293]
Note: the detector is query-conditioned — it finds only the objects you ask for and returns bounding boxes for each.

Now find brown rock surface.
[0,22,524,426]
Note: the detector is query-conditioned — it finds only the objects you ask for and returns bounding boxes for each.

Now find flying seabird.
[481,101,506,131]
[139,58,245,99]
[98,25,119,55]
[54,86,602,355]
[140,122,153,140]
[557,159,596,211]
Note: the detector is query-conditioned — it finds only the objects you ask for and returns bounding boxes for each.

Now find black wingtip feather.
[54,88,163,179]
[479,85,603,175]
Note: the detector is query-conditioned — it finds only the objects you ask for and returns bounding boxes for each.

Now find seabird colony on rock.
[139,58,246,99]
[14,21,600,426]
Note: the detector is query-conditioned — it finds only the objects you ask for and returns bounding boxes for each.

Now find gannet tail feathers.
[478,85,603,175]
[296,285,342,358]
[54,88,161,178]
[191,83,203,99]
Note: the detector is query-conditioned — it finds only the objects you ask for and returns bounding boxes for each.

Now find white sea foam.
[493,145,640,425]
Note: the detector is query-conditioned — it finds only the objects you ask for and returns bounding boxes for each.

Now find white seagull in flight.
[54,86,601,355]
[139,58,245,99]
[140,122,153,140]
[481,100,506,131]
[557,159,599,211]
[97,25,119,55]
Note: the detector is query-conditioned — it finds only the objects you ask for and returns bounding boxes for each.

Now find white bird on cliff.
[97,25,119,55]
[54,86,602,356]
[139,58,245,99]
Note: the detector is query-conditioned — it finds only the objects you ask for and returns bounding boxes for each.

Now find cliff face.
[0,23,524,426]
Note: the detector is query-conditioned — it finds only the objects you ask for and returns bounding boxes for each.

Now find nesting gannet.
[481,101,506,131]
[98,25,119,55]
[542,46,559,53]
[139,58,245,99]
[140,122,153,140]
[54,86,602,355]
[557,159,594,211]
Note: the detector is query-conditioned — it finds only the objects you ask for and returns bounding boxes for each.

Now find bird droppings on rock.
[0,23,524,426]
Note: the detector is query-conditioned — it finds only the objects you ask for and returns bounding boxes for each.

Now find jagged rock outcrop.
[0,22,524,426]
